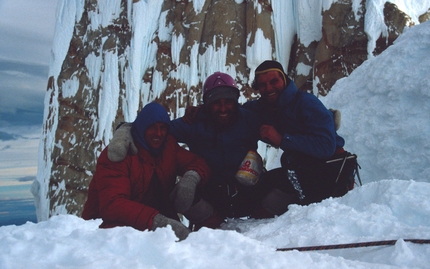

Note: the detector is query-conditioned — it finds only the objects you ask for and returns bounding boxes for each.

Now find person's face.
[144,122,169,149]
[208,98,237,126]
[255,71,286,104]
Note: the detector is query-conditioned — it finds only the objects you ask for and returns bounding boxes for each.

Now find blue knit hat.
[131,102,170,151]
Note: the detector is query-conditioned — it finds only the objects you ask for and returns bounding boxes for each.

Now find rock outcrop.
[34,0,430,220]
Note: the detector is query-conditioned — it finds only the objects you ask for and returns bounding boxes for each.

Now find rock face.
[34,0,429,220]
[313,1,368,96]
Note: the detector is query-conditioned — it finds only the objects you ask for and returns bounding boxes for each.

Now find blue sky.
[0,0,57,199]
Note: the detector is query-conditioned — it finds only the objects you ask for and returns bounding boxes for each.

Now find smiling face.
[208,98,237,126]
[144,122,169,150]
[255,70,286,105]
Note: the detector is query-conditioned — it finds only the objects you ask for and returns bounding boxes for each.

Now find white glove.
[329,108,341,131]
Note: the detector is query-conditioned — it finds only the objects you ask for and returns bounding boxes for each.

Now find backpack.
[326,150,362,197]
[281,149,362,203]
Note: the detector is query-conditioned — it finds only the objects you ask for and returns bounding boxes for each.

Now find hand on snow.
[151,214,190,241]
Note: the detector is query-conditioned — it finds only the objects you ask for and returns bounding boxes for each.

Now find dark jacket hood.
[131,102,170,153]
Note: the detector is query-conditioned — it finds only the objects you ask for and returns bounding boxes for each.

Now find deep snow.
[1,180,429,268]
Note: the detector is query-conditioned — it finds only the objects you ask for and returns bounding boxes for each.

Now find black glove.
[184,199,214,223]
[181,105,201,124]
[151,214,190,241]
[169,171,201,213]
[107,123,137,162]
[261,188,297,216]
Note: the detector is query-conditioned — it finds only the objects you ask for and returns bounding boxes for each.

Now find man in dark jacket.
[246,60,357,206]
[82,102,210,241]
[168,72,265,226]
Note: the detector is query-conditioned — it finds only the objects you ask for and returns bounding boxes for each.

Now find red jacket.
[82,135,210,231]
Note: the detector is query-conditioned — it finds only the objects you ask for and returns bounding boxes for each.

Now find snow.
[17,1,430,268]
[127,0,164,121]
[2,179,430,268]
[246,28,273,83]
[271,0,296,70]
[96,50,121,145]
[365,0,430,57]
[321,20,430,183]
[49,0,85,78]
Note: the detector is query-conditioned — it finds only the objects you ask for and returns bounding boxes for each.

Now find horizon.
[0,0,56,215]
[0,0,48,220]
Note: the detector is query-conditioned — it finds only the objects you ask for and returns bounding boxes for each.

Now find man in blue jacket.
[168,72,264,226]
[246,60,357,206]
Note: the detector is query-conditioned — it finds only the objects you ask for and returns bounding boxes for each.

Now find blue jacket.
[243,81,344,159]
[169,107,262,186]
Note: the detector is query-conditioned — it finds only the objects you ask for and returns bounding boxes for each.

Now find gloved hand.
[181,105,201,124]
[151,214,190,241]
[107,123,137,162]
[183,199,214,223]
[169,171,201,213]
[260,124,282,147]
[329,108,341,130]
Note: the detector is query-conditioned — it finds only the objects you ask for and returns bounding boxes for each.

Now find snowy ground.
[1,180,429,268]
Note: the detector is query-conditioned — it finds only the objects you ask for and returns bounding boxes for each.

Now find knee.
[261,188,299,216]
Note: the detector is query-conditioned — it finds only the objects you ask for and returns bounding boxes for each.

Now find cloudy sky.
[0,0,57,127]
[0,0,57,199]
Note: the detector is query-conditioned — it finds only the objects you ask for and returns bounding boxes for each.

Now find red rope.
[276,239,430,252]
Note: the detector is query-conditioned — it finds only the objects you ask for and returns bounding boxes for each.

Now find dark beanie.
[255,60,288,85]
[204,86,239,105]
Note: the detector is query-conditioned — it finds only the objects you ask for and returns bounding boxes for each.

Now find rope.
[276,239,430,252]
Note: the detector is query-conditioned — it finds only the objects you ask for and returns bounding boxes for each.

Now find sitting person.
[246,60,359,206]
[82,102,210,241]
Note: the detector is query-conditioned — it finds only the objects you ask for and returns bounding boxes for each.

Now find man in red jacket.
[82,102,210,241]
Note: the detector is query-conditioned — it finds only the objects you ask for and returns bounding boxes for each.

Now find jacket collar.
[278,81,298,109]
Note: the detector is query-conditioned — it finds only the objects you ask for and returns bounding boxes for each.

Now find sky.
[0,0,57,199]
[0,1,430,268]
